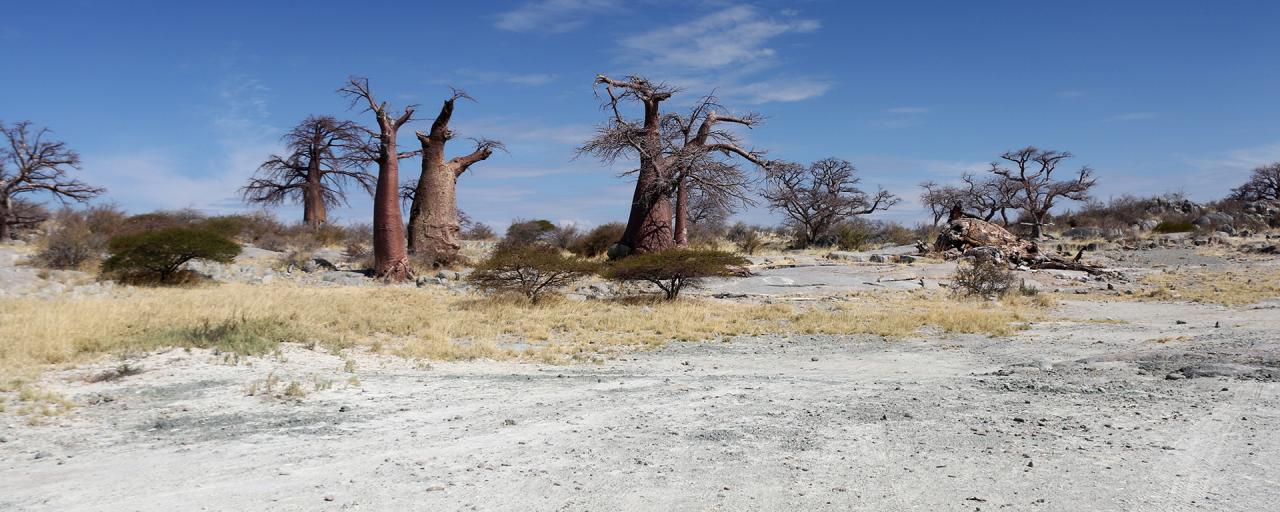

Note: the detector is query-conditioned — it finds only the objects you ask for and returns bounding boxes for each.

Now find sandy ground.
[2,243,1279,510]
[3,293,1278,511]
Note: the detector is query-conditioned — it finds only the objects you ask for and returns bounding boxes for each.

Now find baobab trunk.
[673,178,689,247]
[409,133,460,263]
[0,196,11,240]
[406,92,498,264]
[372,135,410,280]
[340,77,415,281]
[301,158,327,226]
[618,99,674,255]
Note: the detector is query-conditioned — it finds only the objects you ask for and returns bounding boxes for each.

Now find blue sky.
[3,0,1278,229]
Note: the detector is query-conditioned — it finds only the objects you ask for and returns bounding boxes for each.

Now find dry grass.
[1135,268,1280,306]
[0,284,1047,375]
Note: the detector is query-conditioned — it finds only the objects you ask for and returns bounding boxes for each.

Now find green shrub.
[102,228,240,285]
[466,246,598,303]
[500,219,557,250]
[603,249,748,300]
[833,222,869,251]
[569,222,625,258]
[1152,220,1194,233]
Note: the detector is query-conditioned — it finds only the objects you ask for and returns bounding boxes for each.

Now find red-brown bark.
[340,78,417,281]
[406,90,500,265]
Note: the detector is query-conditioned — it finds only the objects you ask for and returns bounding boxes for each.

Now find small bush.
[102,228,240,285]
[736,229,764,255]
[953,258,1015,298]
[832,222,869,251]
[569,222,625,258]
[1153,220,1194,233]
[550,223,580,250]
[466,246,598,303]
[603,249,748,300]
[499,219,557,250]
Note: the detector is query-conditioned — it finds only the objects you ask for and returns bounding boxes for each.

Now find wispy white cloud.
[1107,111,1157,121]
[608,5,828,105]
[736,78,831,104]
[495,0,621,33]
[440,68,558,87]
[619,5,818,70]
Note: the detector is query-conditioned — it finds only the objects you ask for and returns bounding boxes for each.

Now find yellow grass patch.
[1136,268,1280,306]
[0,284,1046,375]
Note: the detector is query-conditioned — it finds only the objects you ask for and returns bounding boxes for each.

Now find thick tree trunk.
[0,196,11,240]
[302,157,327,226]
[619,100,674,255]
[673,178,688,247]
[408,132,461,265]
[373,133,411,281]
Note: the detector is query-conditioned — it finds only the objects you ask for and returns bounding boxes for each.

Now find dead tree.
[989,147,1096,240]
[339,77,418,281]
[762,158,898,246]
[579,75,677,256]
[663,95,768,247]
[407,89,504,265]
[920,172,1019,227]
[0,121,103,239]
[241,116,373,226]
[1230,162,1280,201]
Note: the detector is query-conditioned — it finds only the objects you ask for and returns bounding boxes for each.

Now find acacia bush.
[498,218,556,250]
[466,246,598,303]
[569,222,625,258]
[102,228,240,285]
[603,249,748,300]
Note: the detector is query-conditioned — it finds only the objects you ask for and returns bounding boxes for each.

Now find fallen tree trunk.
[934,217,1117,277]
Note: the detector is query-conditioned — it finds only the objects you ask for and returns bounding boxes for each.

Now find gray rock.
[826,251,865,262]
[606,243,632,260]
[868,254,889,263]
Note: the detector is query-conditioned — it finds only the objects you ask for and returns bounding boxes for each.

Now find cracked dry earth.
[2,298,1279,511]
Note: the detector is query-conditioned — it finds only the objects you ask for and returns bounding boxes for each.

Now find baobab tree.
[1230,162,1280,201]
[406,89,504,265]
[579,76,767,255]
[762,158,898,246]
[989,146,1096,239]
[1,121,103,239]
[241,116,374,226]
[338,77,418,281]
[664,95,768,247]
[579,75,676,256]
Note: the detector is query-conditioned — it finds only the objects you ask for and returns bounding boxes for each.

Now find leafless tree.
[579,77,767,255]
[241,116,373,226]
[339,77,419,281]
[407,88,504,265]
[960,172,1019,224]
[578,75,677,255]
[919,181,965,226]
[762,158,898,245]
[921,172,1020,226]
[989,146,1096,239]
[1,121,103,239]
[1230,162,1280,201]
